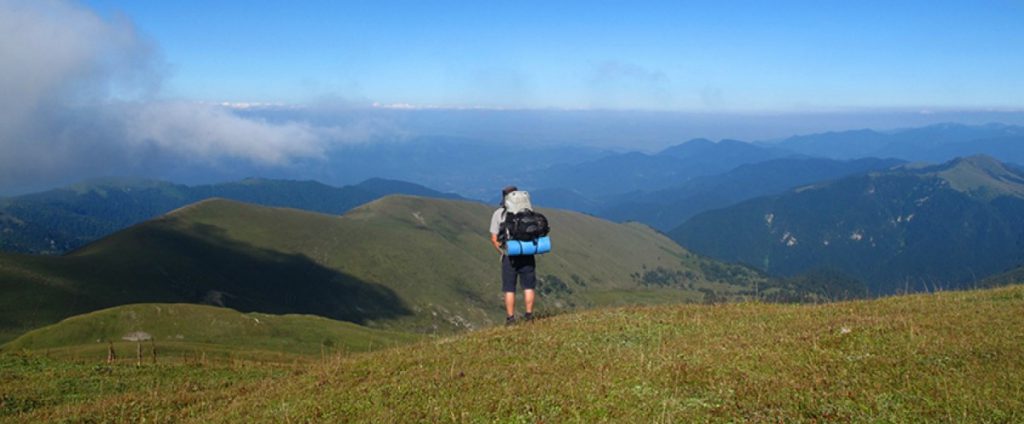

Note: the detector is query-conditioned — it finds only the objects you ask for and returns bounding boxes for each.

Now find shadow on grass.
[7,220,414,331]
[126,222,413,324]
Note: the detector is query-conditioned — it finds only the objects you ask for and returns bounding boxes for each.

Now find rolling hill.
[1,303,419,361]
[2,284,1021,422]
[0,177,460,255]
[0,209,412,343]
[0,195,782,344]
[671,155,1024,293]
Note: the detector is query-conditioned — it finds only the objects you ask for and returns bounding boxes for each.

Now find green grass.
[0,354,293,422]
[576,287,703,306]
[1,303,420,362]
[220,285,1024,422]
[3,285,1022,422]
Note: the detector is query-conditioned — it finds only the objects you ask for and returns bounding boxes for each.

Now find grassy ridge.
[3,285,1021,422]
[173,196,770,331]
[1,303,420,361]
[1,195,773,343]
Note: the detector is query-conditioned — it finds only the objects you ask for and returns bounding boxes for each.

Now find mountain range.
[527,139,792,197]
[671,155,1024,293]
[769,122,1024,163]
[3,121,1023,343]
[151,123,1023,202]
[0,195,792,344]
[5,123,1022,255]
[0,177,460,255]
[526,123,1022,231]
[594,157,905,231]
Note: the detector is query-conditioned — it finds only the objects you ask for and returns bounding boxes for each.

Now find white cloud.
[0,0,376,192]
[123,101,329,165]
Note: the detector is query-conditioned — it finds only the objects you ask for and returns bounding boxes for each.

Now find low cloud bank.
[0,0,372,193]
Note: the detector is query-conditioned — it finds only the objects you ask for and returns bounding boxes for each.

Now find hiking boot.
[505,315,516,326]
[523,312,534,322]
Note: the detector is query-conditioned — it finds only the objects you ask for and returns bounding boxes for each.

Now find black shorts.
[502,254,536,293]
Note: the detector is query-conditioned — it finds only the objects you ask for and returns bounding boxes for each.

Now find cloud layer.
[0,0,363,192]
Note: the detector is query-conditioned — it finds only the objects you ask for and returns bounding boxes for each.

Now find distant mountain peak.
[353,178,463,200]
[357,177,404,185]
[658,137,784,159]
[948,154,1004,170]
[917,122,1021,132]
[923,122,968,130]
[68,177,177,194]
[230,177,327,187]
[931,155,1024,199]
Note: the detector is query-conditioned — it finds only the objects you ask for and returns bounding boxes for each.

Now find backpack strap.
[499,207,510,244]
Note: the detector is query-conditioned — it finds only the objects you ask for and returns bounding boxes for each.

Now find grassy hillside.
[0,212,411,344]
[0,195,774,343]
[1,303,419,361]
[2,285,1021,422]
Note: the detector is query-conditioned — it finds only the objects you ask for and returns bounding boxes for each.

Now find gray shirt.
[489,208,505,235]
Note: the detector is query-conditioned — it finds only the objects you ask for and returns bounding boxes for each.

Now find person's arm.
[489,209,505,255]
[491,233,504,255]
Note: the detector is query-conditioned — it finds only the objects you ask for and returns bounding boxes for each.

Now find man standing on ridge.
[490,185,535,326]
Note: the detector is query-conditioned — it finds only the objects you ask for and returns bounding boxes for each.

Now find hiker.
[490,185,536,325]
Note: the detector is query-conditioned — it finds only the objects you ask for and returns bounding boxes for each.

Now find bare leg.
[524,289,535,314]
[504,292,515,317]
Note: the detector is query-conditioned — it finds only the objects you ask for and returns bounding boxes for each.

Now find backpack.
[504,209,550,241]
[504,190,532,214]
[500,190,550,242]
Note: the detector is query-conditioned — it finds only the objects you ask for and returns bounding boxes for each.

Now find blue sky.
[81,0,1024,111]
[3,0,1024,192]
